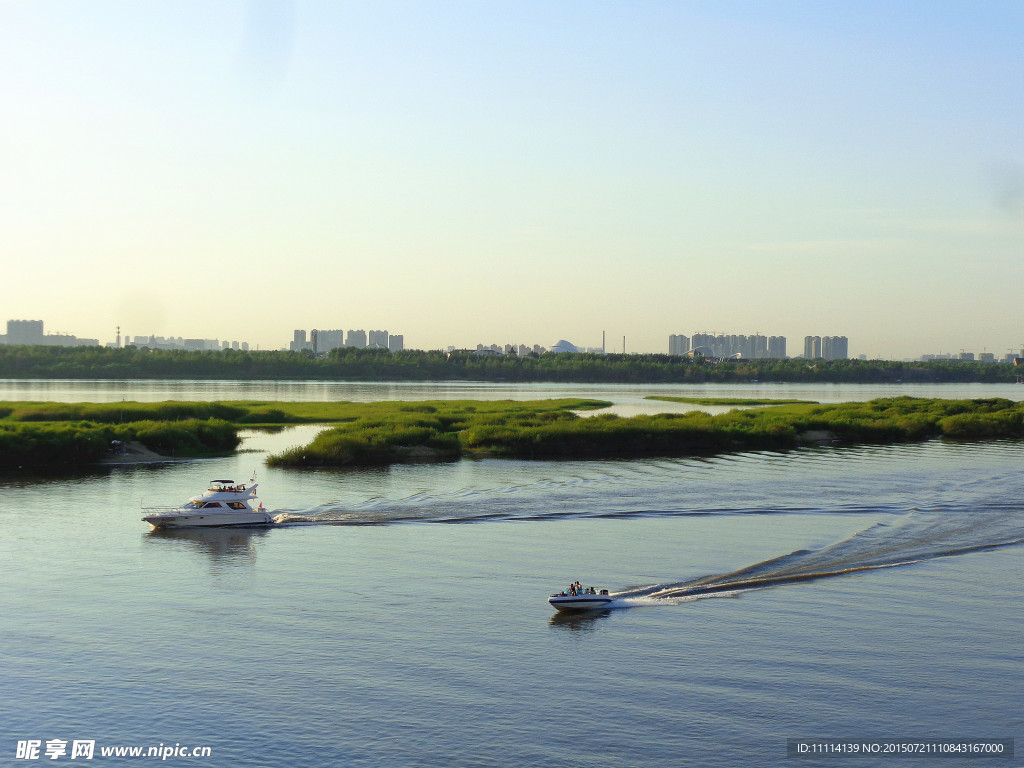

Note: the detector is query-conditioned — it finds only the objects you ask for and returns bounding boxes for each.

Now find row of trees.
[0,345,1022,383]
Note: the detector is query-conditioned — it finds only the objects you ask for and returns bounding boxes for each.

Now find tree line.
[0,344,1021,384]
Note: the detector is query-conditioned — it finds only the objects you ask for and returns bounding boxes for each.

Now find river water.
[1,381,1021,766]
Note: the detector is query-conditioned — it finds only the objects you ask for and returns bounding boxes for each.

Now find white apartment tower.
[315,329,346,352]
[822,336,849,361]
[290,330,310,352]
[346,329,367,349]
[768,336,787,359]
[803,336,822,359]
[669,334,690,356]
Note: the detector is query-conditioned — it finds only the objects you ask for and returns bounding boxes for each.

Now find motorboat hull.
[143,510,273,529]
[548,595,614,612]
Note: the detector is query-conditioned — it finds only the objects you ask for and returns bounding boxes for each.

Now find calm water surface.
[1,382,1021,766]
[2,378,1024,413]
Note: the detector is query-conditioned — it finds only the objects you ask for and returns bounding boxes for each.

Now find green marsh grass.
[5,396,1024,470]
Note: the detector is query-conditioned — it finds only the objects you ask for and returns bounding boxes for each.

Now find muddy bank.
[98,441,188,465]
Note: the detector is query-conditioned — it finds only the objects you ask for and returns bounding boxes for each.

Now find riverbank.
[98,441,184,465]
[2,345,1023,383]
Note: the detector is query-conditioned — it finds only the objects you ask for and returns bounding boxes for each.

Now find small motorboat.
[548,582,614,612]
[142,477,273,529]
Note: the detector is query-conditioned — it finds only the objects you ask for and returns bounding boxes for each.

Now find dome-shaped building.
[549,339,580,354]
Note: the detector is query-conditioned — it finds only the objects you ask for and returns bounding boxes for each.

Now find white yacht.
[548,583,614,612]
[142,478,273,529]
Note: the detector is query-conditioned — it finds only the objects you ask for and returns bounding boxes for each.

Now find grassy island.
[4,396,1024,471]
[266,396,1024,467]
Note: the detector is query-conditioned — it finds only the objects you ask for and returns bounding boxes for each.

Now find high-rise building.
[669,334,690,356]
[368,330,388,349]
[804,336,822,359]
[7,320,45,345]
[388,335,404,353]
[821,336,849,361]
[749,334,768,359]
[346,329,367,349]
[290,330,310,352]
[768,336,787,359]
[315,329,346,352]
[690,332,718,356]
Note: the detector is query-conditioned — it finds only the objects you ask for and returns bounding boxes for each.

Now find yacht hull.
[143,511,273,529]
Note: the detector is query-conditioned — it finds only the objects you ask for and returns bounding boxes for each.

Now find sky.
[1,0,1022,359]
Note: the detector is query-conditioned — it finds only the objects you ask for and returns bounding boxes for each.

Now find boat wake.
[271,442,1024,529]
[268,445,1024,609]
[620,509,1024,603]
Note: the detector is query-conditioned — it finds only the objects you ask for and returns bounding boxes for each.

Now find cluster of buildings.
[458,343,550,357]
[121,335,250,351]
[670,333,788,359]
[0,320,98,347]
[453,340,607,357]
[668,333,850,360]
[289,329,404,354]
[802,335,849,361]
[921,350,1022,363]
[0,320,252,351]
[0,319,403,354]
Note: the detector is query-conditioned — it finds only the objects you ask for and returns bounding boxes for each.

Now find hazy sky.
[2,1,1022,358]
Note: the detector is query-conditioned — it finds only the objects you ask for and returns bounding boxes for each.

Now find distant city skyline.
[4,317,1024,363]
[1,3,1021,361]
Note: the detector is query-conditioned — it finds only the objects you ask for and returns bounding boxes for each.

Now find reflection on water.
[3,378,1023,409]
[143,526,272,566]
[547,609,613,632]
